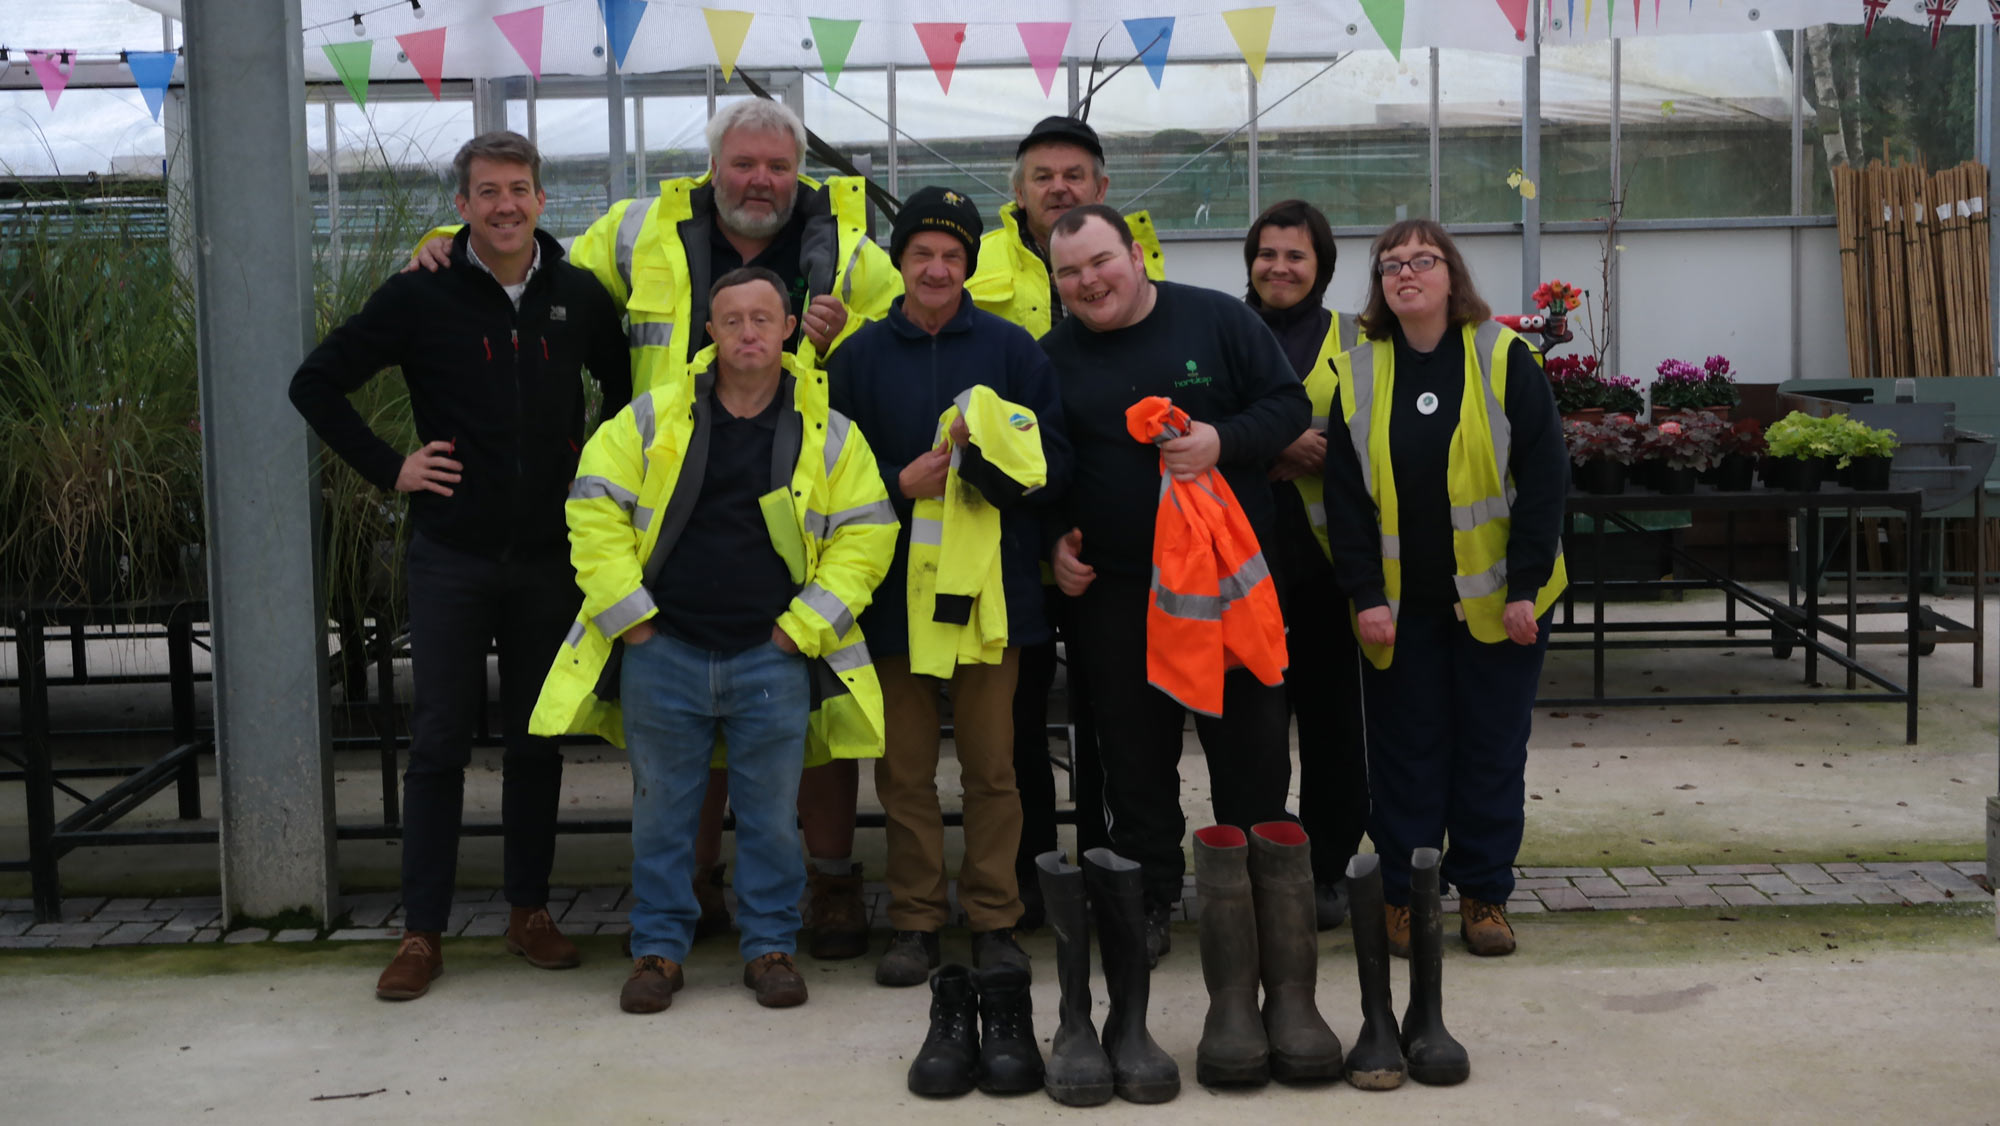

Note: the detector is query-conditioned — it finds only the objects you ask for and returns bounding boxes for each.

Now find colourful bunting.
[321,40,373,108]
[1122,17,1175,86]
[597,0,647,70]
[1494,0,1531,41]
[913,23,967,93]
[26,50,73,110]
[1862,0,1889,35]
[396,27,448,100]
[1017,21,1069,97]
[1991,0,2000,24]
[703,9,754,82]
[1221,8,1275,81]
[494,6,545,80]
[124,49,177,121]
[810,17,861,87]
[1355,0,1404,61]
[1585,0,1594,30]
[1924,0,1959,47]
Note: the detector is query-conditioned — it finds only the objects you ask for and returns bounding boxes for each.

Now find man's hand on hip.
[396,440,462,496]
[771,625,800,655]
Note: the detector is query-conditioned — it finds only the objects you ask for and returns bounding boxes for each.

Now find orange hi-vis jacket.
[1123,396,1289,717]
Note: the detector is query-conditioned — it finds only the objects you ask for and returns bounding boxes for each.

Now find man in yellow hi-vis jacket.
[530,268,897,1014]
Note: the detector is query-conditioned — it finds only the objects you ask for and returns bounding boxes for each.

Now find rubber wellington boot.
[1247,822,1344,1083]
[1191,825,1268,1087]
[907,964,980,1097]
[1342,853,1407,1090]
[1401,847,1470,1086]
[1034,851,1114,1107]
[974,962,1045,1094]
[1082,848,1181,1104]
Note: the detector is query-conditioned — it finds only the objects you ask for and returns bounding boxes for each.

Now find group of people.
[287,96,1567,1014]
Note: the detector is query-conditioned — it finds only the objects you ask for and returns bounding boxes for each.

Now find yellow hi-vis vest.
[529,350,899,766]
[907,386,1048,678]
[966,202,1166,339]
[1333,320,1568,670]
[1292,310,1359,562]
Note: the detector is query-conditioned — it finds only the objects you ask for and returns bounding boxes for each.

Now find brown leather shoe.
[694,863,734,941]
[620,955,685,1014]
[743,952,809,1008]
[1385,903,1412,960]
[505,906,581,969]
[1460,897,1516,957]
[806,867,869,960]
[376,930,443,1000]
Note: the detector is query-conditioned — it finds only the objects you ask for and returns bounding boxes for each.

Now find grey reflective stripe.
[1450,494,1511,532]
[1345,343,1378,497]
[1475,320,1513,472]
[806,499,898,538]
[633,505,655,533]
[614,198,649,293]
[823,409,853,477]
[1215,552,1270,603]
[1336,311,1359,350]
[1310,414,1329,431]
[1154,588,1224,621]
[570,475,639,511]
[1307,500,1327,528]
[564,621,586,648]
[825,637,872,673]
[594,587,655,639]
[629,320,674,349]
[799,582,855,636]
[841,233,865,305]
[631,392,657,450]
[1454,558,1508,601]
[910,516,943,546]
[1380,533,1401,559]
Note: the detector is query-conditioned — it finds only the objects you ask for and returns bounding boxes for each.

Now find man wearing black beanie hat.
[891,185,983,276]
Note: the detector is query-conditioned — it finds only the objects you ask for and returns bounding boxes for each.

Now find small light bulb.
[410,1,425,18]
[352,12,366,36]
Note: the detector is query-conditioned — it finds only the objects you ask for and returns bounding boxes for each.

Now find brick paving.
[0,858,1987,947]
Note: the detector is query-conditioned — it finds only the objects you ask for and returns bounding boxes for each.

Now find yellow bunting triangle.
[703,8,755,82]
[1221,7,1276,81]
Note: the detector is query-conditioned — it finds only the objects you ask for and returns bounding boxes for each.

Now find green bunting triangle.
[322,40,373,108]
[1356,0,1406,61]
[809,17,861,87]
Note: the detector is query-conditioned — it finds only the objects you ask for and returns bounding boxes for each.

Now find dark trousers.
[401,533,581,932]
[1278,550,1369,885]
[1068,575,1293,908]
[1361,606,1550,908]
[1011,600,1108,879]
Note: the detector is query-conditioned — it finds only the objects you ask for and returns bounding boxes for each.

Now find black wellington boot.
[1034,851,1114,1107]
[1192,825,1268,1087]
[908,964,981,1097]
[1401,847,1470,1086]
[1343,853,1407,1090]
[975,962,1045,1094]
[1082,848,1181,1104]
[1247,822,1344,1083]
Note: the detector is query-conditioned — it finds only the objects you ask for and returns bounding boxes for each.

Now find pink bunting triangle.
[27,50,74,110]
[494,6,546,80]
[396,27,448,100]
[1018,22,1069,97]
[1494,0,1531,40]
[914,23,967,94]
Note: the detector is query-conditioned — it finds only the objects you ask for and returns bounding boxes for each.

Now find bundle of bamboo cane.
[1834,159,1992,379]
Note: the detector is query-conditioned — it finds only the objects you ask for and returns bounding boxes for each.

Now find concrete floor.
[2,585,1998,1123]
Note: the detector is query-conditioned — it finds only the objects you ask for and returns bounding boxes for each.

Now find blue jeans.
[621,633,811,963]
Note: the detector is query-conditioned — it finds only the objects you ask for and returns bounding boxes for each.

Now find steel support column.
[1607,36,1621,379]
[471,77,507,136]
[1520,1,1543,310]
[606,59,628,206]
[183,0,337,925]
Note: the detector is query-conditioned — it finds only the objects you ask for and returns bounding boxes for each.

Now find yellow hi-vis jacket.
[966,202,1166,339]
[529,350,899,766]
[424,172,902,398]
[1292,310,1360,562]
[1333,320,1568,670]
[907,386,1047,678]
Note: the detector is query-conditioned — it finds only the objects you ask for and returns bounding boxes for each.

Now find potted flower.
[1833,418,1898,490]
[1532,278,1585,317]
[1699,354,1742,416]
[1650,356,1739,421]
[1710,417,1766,491]
[1764,411,1843,492]
[1565,416,1640,495]
[1545,354,1606,421]
[1602,374,1644,419]
[1641,412,1725,494]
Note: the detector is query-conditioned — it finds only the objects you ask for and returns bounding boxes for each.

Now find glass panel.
[1617,33,1795,219]
[1256,55,1430,227]
[1093,61,1253,231]
[530,94,613,235]
[1437,48,1527,225]
[888,66,1066,228]
[1538,40,1615,224]
[0,87,165,177]
[1800,21,1980,215]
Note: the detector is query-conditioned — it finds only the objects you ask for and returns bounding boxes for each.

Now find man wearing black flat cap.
[828,187,1072,987]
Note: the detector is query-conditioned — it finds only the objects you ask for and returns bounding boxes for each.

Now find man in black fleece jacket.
[289,133,629,1001]
[1040,205,1310,960]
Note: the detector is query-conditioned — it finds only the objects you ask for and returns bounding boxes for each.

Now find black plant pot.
[1770,456,1823,493]
[1579,458,1628,495]
[1846,455,1893,491]
[1656,466,1699,495]
[1712,454,1755,492]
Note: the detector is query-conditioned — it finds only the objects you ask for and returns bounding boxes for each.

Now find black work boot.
[974,962,1045,1094]
[1192,825,1269,1087]
[1034,851,1115,1107]
[1401,847,1470,1086]
[1343,853,1408,1090]
[1142,900,1173,968]
[1082,848,1181,1104]
[907,964,980,1097]
[1247,822,1344,1083]
[1314,877,1350,931]
[1015,858,1047,931]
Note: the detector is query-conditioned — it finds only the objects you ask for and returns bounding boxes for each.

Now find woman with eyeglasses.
[1240,200,1369,932]
[1321,219,1568,959]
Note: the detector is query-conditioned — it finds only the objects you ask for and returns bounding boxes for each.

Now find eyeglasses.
[1376,254,1442,277]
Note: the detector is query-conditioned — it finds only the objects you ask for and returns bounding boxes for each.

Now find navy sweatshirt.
[828,293,1072,658]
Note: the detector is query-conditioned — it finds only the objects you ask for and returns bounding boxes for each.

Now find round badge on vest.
[1416,391,1440,416]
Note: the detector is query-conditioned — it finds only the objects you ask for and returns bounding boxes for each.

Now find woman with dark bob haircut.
[1240,199,1367,932]
[1321,218,1568,960]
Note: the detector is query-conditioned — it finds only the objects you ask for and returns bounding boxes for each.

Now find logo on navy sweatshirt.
[1173,359,1211,388]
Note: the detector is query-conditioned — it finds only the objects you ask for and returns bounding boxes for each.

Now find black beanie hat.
[890,186,984,274]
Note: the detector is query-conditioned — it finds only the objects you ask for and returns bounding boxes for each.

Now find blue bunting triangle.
[1122,17,1175,88]
[597,0,647,70]
[125,50,177,121]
